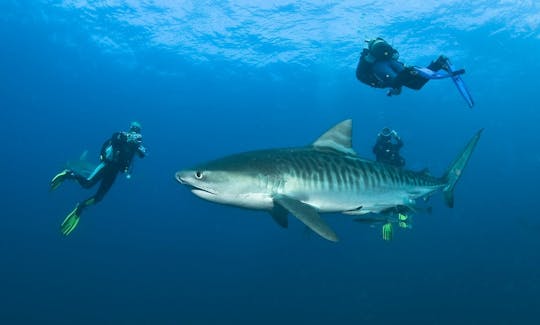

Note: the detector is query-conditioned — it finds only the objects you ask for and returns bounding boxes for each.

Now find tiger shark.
[175,120,482,242]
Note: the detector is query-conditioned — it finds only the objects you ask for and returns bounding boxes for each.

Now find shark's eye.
[195,171,203,179]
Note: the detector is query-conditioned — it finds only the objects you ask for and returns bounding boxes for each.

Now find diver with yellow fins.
[354,207,414,241]
[50,121,147,236]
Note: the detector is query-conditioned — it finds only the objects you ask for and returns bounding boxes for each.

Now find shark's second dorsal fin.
[312,119,356,155]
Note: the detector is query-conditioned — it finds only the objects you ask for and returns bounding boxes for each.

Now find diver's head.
[130,121,142,133]
[380,127,392,138]
[366,37,395,60]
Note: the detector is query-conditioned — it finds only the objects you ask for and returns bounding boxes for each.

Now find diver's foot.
[451,68,466,76]
[50,169,72,191]
[431,55,450,71]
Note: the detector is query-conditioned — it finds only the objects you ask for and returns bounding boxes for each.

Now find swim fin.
[445,59,475,108]
[50,169,71,191]
[412,63,474,108]
[60,205,81,236]
[382,222,393,241]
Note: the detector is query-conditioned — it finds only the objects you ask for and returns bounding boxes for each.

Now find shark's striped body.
[176,120,482,242]
[204,148,443,214]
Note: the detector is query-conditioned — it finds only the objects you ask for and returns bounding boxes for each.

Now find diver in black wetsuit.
[50,121,147,235]
[356,37,454,96]
[373,127,405,168]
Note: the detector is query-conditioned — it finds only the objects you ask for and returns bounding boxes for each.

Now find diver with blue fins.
[50,121,147,236]
[356,37,474,108]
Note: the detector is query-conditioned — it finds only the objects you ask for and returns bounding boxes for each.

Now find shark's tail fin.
[442,129,483,208]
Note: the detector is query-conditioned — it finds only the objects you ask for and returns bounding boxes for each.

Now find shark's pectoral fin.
[270,204,288,228]
[273,195,339,242]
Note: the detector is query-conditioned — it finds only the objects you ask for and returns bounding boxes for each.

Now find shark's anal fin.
[270,204,288,228]
[344,206,363,214]
[273,195,339,242]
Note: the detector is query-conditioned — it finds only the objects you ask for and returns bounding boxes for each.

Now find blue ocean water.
[1,1,539,324]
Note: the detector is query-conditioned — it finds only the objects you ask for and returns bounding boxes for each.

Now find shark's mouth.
[191,188,217,197]
[175,172,217,196]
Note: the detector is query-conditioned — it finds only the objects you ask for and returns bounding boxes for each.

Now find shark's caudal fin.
[442,129,483,208]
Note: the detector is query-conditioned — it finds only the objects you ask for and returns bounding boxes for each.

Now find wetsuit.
[71,131,147,212]
[356,38,448,93]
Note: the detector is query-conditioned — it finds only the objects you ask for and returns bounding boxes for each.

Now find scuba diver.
[356,37,474,107]
[373,127,405,168]
[50,121,147,236]
[354,209,412,241]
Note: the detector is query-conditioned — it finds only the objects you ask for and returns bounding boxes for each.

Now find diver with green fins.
[381,212,413,241]
[354,207,415,241]
[50,121,147,236]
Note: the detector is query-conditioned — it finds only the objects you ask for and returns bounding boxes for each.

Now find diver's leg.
[75,163,106,188]
[395,67,430,90]
[77,167,118,213]
[92,168,119,204]
[78,167,118,210]
[60,168,118,236]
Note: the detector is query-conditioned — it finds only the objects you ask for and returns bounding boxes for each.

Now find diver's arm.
[356,50,386,87]
[394,137,403,149]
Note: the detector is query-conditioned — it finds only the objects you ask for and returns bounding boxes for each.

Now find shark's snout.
[175,171,187,184]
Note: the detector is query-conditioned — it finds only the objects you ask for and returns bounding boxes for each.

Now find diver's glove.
[387,87,402,97]
[137,145,148,158]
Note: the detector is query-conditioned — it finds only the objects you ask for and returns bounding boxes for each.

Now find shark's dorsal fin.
[312,119,356,155]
